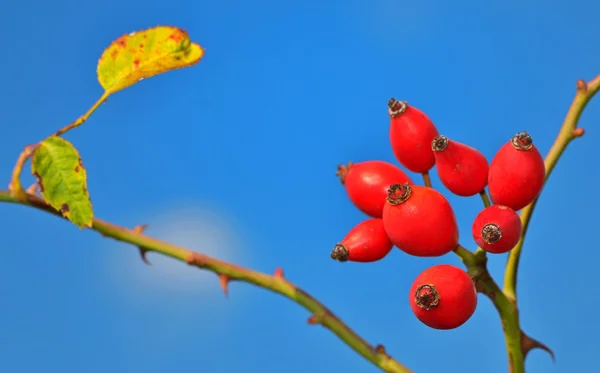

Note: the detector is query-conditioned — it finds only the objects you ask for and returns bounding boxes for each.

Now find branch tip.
[219,274,231,298]
[576,79,588,92]
[274,267,285,278]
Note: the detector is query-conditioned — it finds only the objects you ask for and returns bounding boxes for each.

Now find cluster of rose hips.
[331,98,545,330]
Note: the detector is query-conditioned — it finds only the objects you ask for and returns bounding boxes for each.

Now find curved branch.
[0,190,413,373]
[504,75,600,301]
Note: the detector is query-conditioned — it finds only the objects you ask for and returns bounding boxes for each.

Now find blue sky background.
[1,0,599,372]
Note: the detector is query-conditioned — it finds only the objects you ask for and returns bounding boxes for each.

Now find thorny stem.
[0,190,413,373]
[421,172,432,188]
[5,76,594,373]
[504,75,600,302]
[53,92,110,137]
[449,243,526,373]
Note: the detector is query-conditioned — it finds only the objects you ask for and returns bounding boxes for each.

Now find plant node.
[330,244,349,262]
[511,131,533,151]
[431,135,449,152]
[336,162,352,184]
[481,223,502,244]
[414,284,440,310]
[387,98,407,117]
[386,183,412,205]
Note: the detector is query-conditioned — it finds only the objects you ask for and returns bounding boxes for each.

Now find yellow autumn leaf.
[97,25,204,95]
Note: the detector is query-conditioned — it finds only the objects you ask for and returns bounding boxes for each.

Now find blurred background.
[1,0,599,372]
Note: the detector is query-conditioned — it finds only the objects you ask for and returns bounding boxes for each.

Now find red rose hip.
[388,99,440,174]
[432,135,489,197]
[337,160,413,218]
[330,218,393,263]
[409,264,477,330]
[382,183,458,257]
[488,132,545,211]
[472,205,522,254]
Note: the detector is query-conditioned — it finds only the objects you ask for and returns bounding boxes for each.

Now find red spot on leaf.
[110,49,118,59]
[139,43,144,48]
[133,59,140,69]
[116,37,126,47]
[169,33,183,42]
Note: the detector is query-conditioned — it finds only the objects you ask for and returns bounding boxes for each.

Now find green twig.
[53,92,109,137]
[504,76,599,302]
[8,144,38,202]
[0,190,413,373]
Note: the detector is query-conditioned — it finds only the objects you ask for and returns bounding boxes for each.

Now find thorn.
[133,224,149,233]
[219,274,231,298]
[572,127,585,137]
[307,311,326,325]
[274,267,285,279]
[576,79,588,92]
[138,247,151,266]
[521,331,555,363]
[26,182,39,195]
[307,315,320,325]
[374,344,387,354]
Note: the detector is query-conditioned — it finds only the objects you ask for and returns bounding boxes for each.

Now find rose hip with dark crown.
[337,160,413,218]
[388,98,440,174]
[330,218,393,263]
[382,183,459,257]
[409,264,478,330]
[432,135,489,197]
[488,131,545,211]
[472,205,522,254]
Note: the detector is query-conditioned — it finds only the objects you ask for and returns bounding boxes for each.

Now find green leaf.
[31,137,93,228]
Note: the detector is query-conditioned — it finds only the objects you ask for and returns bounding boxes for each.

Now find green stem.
[503,76,600,301]
[451,243,524,372]
[421,172,432,188]
[472,266,523,373]
[0,190,412,373]
[475,190,491,256]
[479,189,491,208]
[53,91,110,137]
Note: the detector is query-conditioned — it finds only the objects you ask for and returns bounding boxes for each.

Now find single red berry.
[488,132,545,211]
[472,205,522,254]
[409,264,477,330]
[382,183,458,257]
[330,218,393,263]
[337,160,413,218]
[432,135,489,197]
[388,98,440,174]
